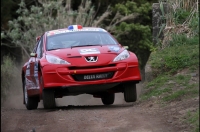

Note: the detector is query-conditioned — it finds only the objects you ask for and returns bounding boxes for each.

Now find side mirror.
[30,53,37,57]
[123,46,129,49]
[36,36,41,42]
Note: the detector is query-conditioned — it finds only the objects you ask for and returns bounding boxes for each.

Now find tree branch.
[93,10,110,27]
[107,13,139,31]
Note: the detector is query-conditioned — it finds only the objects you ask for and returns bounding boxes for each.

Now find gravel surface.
[1,89,181,132]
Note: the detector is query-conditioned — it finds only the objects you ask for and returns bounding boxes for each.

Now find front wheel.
[42,89,56,109]
[23,81,38,110]
[101,93,115,105]
[124,83,137,102]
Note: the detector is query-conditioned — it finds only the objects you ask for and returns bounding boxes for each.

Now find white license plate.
[83,73,108,80]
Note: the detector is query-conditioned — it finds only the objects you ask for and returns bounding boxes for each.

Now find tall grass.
[159,0,199,49]
[186,109,199,132]
[165,0,198,25]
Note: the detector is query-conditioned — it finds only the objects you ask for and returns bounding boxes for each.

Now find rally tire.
[23,81,38,110]
[124,83,137,102]
[101,93,115,105]
[42,89,56,109]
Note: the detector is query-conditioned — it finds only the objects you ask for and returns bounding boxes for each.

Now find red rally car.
[21,25,141,110]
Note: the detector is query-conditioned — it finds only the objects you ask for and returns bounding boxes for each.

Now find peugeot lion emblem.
[85,56,98,62]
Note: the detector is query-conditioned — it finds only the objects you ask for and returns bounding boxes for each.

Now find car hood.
[46,45,124,66]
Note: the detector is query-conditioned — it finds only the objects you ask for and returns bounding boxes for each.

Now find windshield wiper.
[48,48,62,51]
[71,44,102,48]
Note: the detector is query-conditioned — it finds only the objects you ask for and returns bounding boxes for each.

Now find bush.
[174,9,190,24]
[189,14,199,36]
[150,38,199,76]
[1,56,17,102]
[169,33,199,47]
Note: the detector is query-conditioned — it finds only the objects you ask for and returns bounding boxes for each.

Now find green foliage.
[169,34,199,47]
[146,74,170,88]
[142,1,199,130]
[162,90,186,101]
[150,36,199,75]
[141,74,172,100]
[175,75,190,85]
[164,56,190,71]
[189,14,199,36]
[2,0,155,74]
[186,109,199,132]
[162,85,199,102]
[141,87,172,100]
[1,0,21,30]
[114,1,137,15]
[116,23,154,51]
[142,72,199,101]
[108,1,154,70]
[2,0,97,57]
[174,9,190,24]
[1,56,17,101]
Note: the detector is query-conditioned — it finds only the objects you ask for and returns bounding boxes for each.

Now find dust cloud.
[55,83,143,107]
[55,93,127,107]
[2,67,25,109]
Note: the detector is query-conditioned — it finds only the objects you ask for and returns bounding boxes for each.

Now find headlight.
[46,55,70,64]
[113,50,130,62]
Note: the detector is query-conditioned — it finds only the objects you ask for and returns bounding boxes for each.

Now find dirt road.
[1,83,182,132]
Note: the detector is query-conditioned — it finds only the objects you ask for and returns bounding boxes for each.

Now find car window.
[46,31,118,50]
[36,35,43,58]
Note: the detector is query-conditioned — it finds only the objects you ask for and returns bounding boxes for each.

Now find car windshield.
[46,31,118,51]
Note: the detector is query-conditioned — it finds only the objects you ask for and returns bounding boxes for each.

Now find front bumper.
[41,62,141,88]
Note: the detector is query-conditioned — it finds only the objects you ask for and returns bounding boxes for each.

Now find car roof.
[45,25,108,37]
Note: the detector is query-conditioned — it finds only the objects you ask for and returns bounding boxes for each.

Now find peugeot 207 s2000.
[21,25,141,110]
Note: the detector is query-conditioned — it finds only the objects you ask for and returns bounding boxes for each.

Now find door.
[29,35,44,90]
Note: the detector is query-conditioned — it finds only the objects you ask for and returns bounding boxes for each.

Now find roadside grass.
[141,32,199,132]
[141,31,199,100]
[141,86,172,101]
[162,85,199,102]
[146,74,170,88]
[185,109,199,132]
[169,34,199,47]
[143,1,199,131]
[189,66,198,72]
[141,73,199,101]
[150,43,199,76]
[141,74,172,100]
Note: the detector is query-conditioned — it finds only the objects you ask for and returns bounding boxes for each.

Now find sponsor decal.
[79,48,100,55]
[26,64,30,76]
[25,78,39,89]
[108,46,120,52]
[84,74,108,80]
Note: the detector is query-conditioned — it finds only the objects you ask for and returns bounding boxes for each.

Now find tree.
[1,0,99,58]
[95,1,156,81]
[1,0,157,81]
